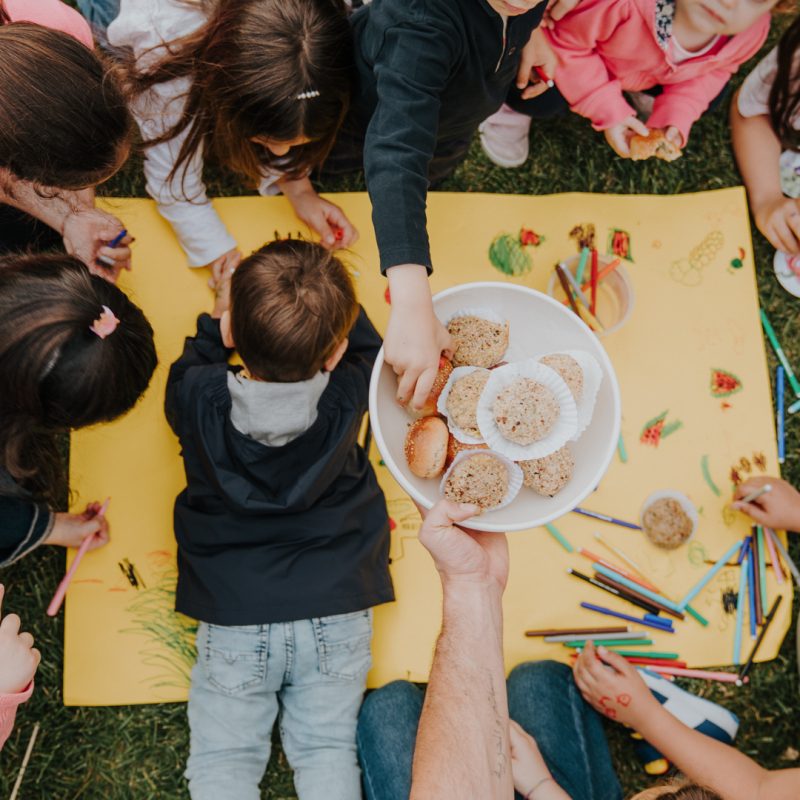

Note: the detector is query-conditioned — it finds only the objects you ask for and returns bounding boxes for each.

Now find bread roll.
[404,416,449,478]
[629,130,681,162]
[405,358,453,418]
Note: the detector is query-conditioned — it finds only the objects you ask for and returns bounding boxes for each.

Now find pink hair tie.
[90,305,120,339]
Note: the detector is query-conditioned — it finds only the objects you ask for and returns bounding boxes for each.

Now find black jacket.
[164,310,394,626]
[0,469,53,567]
[351,0,546,273]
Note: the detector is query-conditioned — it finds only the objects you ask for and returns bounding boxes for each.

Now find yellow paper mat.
[64,190,792,705]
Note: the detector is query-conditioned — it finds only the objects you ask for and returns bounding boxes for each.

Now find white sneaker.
[479,104,532,168]
[773,250,800,297]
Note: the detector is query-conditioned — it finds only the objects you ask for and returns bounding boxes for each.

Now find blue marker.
[777,365,785,464]
[108,228,128,248]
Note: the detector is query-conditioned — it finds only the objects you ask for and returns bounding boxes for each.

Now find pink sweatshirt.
[544,0,770,144]
[0,682,33,750]
[4,0,93,48]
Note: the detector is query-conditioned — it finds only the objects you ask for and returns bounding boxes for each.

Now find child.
[0,253,156,566]
[0,11,134,278]
[731,16,800,296]
[0,585,40,750]
[731,474,800,531]
[481,0,778,166]
[106,0,358,281]
[165,240,393,800]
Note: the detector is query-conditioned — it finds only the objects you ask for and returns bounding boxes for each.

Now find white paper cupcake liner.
[537,350,603,440]
[437,366,489,444]
[439,449,523,513]
[476,360,579,461]
[443,307,514,365]
[639,490,699,547]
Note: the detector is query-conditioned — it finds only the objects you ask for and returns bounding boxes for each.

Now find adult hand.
[385,264,454,410]
[283,178,358,249]
[62,207,132,281]
[732,477,800,531]
[46,503,110,551]
[573,641,657,729]
[603,116,649,158]
[509,720,557,798]
[516,28,557,100]
[0,585,41,695]
[206,247,242,290]
[753,196,800,255]
[541,0,580,27]
[418,499,509,592]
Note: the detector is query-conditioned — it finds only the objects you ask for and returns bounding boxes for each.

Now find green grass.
[2,19,799,800]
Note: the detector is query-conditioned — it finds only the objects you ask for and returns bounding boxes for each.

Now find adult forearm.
[410,580,513,800]
[0,179,89,235]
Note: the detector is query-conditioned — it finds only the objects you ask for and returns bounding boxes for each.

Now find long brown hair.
[769,14,800,152]
[0,23,133,189]
[0,254,157,504]
[128,0,353,191]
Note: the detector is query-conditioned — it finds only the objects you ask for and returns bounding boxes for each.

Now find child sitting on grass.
[165,240,394,800]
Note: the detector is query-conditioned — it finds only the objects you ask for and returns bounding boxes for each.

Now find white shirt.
[669,34,721,65]
[108,0,281,266]
[738,46,800,128]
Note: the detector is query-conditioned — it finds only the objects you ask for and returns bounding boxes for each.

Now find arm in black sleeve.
[0,496,53,567]
[344,306,383,379]
[165,314,233,435]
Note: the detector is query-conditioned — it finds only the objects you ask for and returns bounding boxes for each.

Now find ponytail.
[769,15,800,152]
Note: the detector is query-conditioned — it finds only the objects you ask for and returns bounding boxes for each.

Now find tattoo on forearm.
[488,677,508,780]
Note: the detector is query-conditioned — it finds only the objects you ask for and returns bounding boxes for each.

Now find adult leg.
[507,661,623,800]
[279,612,372,800]
[357,680,425,800]
[185,622,281,800]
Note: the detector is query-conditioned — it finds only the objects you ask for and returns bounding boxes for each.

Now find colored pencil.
[108,228,128,248]
[556,263,582,317]
[580,257,621,293]
[644,613,673,629]
[617,433,628,463]
[543,522,573,553]
[740,484,772,504]
[590,247,599,314]
[593,564,683,613]
[545,630,650,643]
[685,605,710,627]
[751,531,764,626]
[532,64,555,88]
[575,247,591,283]
[46,498,110,617]
[789,397,800,415]
[624,658,687,668]
[748,540,759,636]
[593,573,683,619]
[739,595,784,682]
[579,549,660,593]
[733,547,749,665]
[525,624,629,637]
[679,540,743,610]
[9,722,40,800]
[763,527,786,585]
[580,602,675,633]
[641,666,746,684]
[778,365,786,464]
[761,309,800,397]
[767,527,800,585]
[573,507,642,530]
[560,266,607,330]
[757,526,768,616]
[737,537,750,565]
[594,534,650,581]
[608,649,680,660]
[567,568,661,615]
[563,638,652,648]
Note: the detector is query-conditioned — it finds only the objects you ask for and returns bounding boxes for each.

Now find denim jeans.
[74,0,120,29]
[357,661,622,800]
[186,611,372,800]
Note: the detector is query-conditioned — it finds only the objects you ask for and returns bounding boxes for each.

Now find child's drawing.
[669,230,724,286]
[640,411,682,447]
[569,223,596,251]
[607,228,632,261]
[709,368,742,398]
[488,230,538,276]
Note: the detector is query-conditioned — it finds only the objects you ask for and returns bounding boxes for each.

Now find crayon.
[760,309,800,397]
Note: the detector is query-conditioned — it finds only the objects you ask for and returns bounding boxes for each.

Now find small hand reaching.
[604,116,650,158]
[0,585,41,695]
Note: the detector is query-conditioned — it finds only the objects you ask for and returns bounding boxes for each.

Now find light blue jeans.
[186,611,372,800]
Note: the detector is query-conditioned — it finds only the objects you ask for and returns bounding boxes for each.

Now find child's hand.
[573,642,657,729]
[211,259,235,318]
[508,720,556,797]
[542,0,580,27]
[753,196,800,255]
[282,178,359,249]
[604,117,650,158]
[45,504,110,550]
[206,248,242,291]
[732,477,800,531]
[516,28,557,100]
[0,585,41,695]
[63,208,133,281]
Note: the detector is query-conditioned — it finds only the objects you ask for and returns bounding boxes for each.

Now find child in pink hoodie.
[480,0,777,166]
[0,585,40,750]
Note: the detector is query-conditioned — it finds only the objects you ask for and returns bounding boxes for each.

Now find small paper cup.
[437,366,489,444]
[439,449,523,513]
[639,490,699,550]
[476,360,579,461]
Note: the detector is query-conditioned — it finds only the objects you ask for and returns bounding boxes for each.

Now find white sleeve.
[108,0,237,267]
[737,47,778,119]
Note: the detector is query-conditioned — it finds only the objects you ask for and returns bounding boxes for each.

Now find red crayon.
[590,248,599,315]
[533,65,555,88]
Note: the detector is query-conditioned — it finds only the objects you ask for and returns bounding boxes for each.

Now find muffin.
[405,357,453,418]
[519,446,574,497]
[642,497,694,549]
[539,354,584,401]
[443,453,509,510]
[447,315,509,368]
[405,417,449,479]
[445,434,488,468]
[446,369,490,438]
[493,378,559,445]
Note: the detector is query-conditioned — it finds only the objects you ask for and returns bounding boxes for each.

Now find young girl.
[732,16,800,295]
[0,253,157,567]
[105,0,358,280]
[480,0,779,166]
[0,7,134,279]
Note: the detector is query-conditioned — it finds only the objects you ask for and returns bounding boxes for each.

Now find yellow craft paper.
[65,190,792,706]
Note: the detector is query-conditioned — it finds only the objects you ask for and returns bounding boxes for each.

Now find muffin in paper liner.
[476,360,579,461]
[439,449,523,512]
[639,490,699,550]
[443,307,511,367]
[437,366,489,444]
[537,349,603,440]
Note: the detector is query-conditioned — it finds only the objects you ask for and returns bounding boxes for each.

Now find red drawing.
[519,227,543,246]
[617,694,631,707]
[389,517,397,532]
[384,287,391,305]
[710,368,742,398]
[721,401,732,410]
[608,228,632,260]
[730,467,742,485]
[640,411,682,447]
[753,452,767,471]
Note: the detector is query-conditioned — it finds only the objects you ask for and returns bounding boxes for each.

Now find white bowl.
[368,282,622,532]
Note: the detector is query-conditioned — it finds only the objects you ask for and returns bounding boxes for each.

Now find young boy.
[165,240,394,800]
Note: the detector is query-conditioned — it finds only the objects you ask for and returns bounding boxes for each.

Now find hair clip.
[90,305,120,339]
[296,89,321,100]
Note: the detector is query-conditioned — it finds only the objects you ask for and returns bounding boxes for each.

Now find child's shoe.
[773,251,800,298]
[479,104,532,168]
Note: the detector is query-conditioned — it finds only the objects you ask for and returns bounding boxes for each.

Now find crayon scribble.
[118,559,146,590]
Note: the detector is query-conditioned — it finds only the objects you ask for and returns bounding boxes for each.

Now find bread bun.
[629,130,681,162]
[405,358,453,418]
[404,416,449,478]
[445,434,488,468]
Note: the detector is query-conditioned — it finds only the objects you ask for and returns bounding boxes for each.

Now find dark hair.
[128,0,353,189]
[632,784,722,800]
[0,23,133,189]
[230,239,358,382]
[0,254,158,503]
[770,14,800,151]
